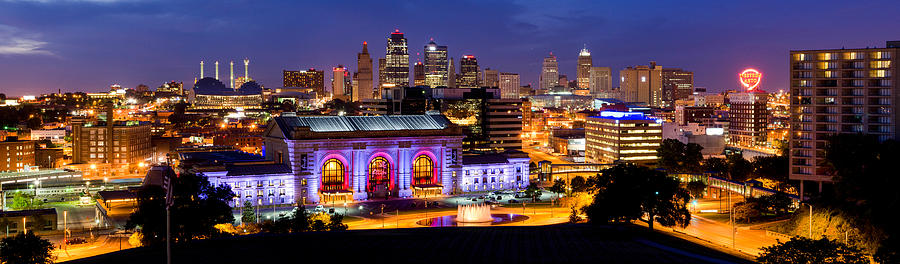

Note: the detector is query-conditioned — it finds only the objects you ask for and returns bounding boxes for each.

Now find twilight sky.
[1,0,899,97]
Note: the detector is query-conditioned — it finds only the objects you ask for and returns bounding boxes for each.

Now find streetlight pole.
[807,204,813,238]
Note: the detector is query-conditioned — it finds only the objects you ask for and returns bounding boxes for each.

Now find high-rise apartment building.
[157,81,184,96]
[354,42,374,101]
[413,62,425,86]
[483,68,499,87]
[378,58,387,96]
[459,55,480,88]
[499,72,520,99]
[424,40,449,87]
[585,111,662,165]
[577,47,593,89]
[789,41,899,193]
[620,62,664,107]
[384,30,410,88]
[541,53,559,89]
[662,68,694,107]
[283,69,325,95]
[589,67,612,96]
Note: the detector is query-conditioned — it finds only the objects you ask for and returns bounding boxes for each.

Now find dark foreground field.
[65,224,753,264]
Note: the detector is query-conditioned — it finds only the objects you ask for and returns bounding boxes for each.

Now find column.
[352,149,368,201]
[397,148,412,198]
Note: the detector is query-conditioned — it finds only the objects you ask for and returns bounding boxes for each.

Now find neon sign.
[739,69,762,90]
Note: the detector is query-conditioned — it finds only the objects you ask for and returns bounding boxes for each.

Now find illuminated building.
[585,111,662,165]
[459,55,480,88]
[499,72,520,99]
[413,62,425,86]
[424,40,449,87]
[377,58,387,92]
[191,78,263,110]
[589,66,612,97]
[265,113,465,203]
[448,57,457,88]
[332,65,351,100]
[662,68,694,106]
[384,30,410,88]
[354,42,374,101]
[728,69,769,148]
[459,152,530,193]
[789,42,899,191]
[483,68,499,88]
[71,107,151,178]
[577,46,592,89]
[0,138,35,172]
[283,69,325,96]
[541,53,559,89]
[675,106,715,126]
[156,81,184,96]
[621,62,664,108]
[528,93,593,110]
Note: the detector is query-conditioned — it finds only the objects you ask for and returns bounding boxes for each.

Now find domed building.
[191,77,263,110]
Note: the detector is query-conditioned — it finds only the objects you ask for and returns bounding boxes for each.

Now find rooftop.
[225,163,292,176]
[592,111,660,121]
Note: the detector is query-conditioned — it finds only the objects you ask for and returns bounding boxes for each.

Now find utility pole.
[807,204,813,238]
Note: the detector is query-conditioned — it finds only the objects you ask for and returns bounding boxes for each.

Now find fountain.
[456,204,495,223]
[415,203,529,227]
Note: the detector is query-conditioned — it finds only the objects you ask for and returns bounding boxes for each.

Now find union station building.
[264,113,531,204]
[199,113,529,206]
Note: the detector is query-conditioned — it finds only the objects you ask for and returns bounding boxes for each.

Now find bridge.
[534,161,615,182]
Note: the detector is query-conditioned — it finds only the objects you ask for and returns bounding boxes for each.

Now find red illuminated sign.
[739,69,762,90]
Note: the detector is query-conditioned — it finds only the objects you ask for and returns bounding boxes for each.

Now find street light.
[807,204,813,238]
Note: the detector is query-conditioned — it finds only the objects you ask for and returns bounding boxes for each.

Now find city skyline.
[1,0,900,96]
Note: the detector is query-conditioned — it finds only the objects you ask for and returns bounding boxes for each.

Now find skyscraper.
[662,68,694,106]
[620,62,664,107]
[459,55,479,88]
[499,72,520,99]
[448,57,457,88]
[577,46,593,89]
[413,62,425,86]
[332,65,350,99]
[541,53,559,89]
[378,58,387,96]
[483,68,499,87]
[424,40,449,87]
[354,41,374,101]
[589,66,612,96]
[789,41,899,195]
[384,30,410,88]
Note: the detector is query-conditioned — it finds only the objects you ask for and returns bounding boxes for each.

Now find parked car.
[430,201,439,207]
[315,205,325,212]
[67,237,87,245]
[471,198,478,202]
[508,199,519,204]
[328,208,335,214]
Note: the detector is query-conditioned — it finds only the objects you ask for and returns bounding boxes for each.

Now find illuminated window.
[368,157,391,192]
[322,158,345,191]
[412,155,434,186]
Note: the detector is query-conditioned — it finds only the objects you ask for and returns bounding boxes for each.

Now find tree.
[758,236,869,264]
[241,201,256,224]
[726,154,753,182]
[570,176,588,193]
[125,172,235,246]
[568,205,582,223]
[524,182,541,202]
[822,134,900,260]
[656,139,704,173]
[685,181,707,199]
[547,178,566,200]
[702,157,729,176]
[760,193,793,217]
[733,201,762,223]
[0,232,55,264]
[583,164,691,230]
[752,155,789,183]
[328,214,348,231]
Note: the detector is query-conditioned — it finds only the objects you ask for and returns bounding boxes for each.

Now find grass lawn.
[64,224,754,264]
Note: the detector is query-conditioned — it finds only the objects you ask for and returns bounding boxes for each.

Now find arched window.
[412,155,434,186]
[322,158,345,191]
[368,157,391,191]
